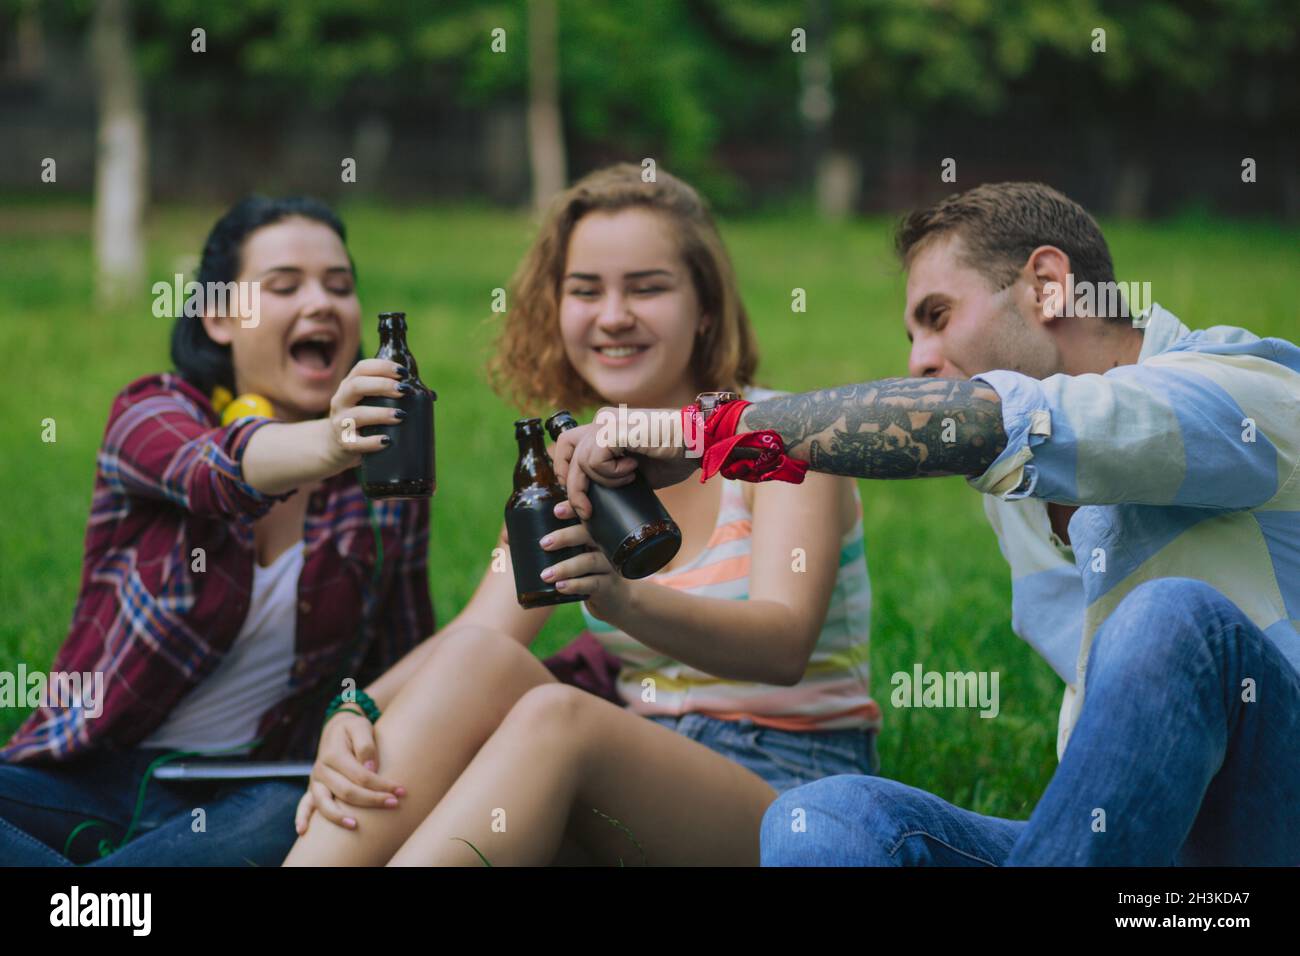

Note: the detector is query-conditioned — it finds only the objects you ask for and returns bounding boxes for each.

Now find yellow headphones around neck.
[211,386,274,426]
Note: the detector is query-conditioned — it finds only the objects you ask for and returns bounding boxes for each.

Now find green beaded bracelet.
[324,688,381,725]
[324,705,367,724]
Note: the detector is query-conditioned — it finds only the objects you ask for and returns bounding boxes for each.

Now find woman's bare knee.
[502,684,591,729]
[415,624,552,688]
[373,627,554,773]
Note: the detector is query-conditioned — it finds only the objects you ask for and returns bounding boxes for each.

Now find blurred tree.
[527,0,565,210]
[4,0,1295,216]
[827,0,1299,214]
[91,0,146,306]
[688,0,848,210]
[558,0,801,205]
[4,0,46,80]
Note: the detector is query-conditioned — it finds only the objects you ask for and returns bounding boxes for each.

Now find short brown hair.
[488,163,759,413]
[895,182,1126,322]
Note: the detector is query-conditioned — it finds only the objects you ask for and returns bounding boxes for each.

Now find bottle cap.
[544,410,578,438]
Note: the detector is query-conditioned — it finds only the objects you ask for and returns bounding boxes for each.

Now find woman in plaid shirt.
[0,197,438,865]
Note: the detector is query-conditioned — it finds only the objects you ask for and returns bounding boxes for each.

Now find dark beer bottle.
[360,312,435,499]
[505,418,586,608]
[545,410,682,580]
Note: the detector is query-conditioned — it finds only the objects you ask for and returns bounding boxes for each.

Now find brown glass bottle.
[545,410,682,580]
[505,418,586,608]
[360,312,435,499]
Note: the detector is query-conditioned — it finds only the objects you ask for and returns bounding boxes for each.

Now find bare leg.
[388,684,777,866]
[284,625,557,866]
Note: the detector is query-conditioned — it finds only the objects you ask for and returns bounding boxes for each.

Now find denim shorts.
[646,713,880,793]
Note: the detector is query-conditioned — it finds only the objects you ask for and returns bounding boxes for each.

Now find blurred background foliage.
[3,0,1296,214]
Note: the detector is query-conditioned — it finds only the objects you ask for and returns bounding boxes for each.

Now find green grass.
[1,200,1296,822]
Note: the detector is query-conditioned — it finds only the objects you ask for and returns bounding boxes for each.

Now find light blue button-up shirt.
[970,305,1300,757]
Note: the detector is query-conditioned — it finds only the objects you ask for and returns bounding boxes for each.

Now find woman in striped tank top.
[286,164,879,866]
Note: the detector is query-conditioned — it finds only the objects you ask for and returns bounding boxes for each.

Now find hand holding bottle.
[550,407,699,522]
[324,358,410,473]
[359,311,436,499]
[241,357,408,496]
[538,499,635,622]
[546,411,681,579]
[504,418,586,608]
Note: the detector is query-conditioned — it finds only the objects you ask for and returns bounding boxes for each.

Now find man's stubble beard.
[984,296,1061,381]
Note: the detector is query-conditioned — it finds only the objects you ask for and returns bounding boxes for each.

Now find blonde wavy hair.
[488,163,759,413]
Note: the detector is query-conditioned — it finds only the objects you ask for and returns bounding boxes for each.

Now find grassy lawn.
[1,199,1295,821]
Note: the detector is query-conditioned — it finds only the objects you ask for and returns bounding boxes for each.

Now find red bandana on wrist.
[682,400,809,484]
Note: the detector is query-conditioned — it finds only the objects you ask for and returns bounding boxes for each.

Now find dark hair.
[170,195,355,396]
[894,182,1127,323]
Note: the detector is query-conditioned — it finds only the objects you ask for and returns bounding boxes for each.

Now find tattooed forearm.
[740,378,1007,480]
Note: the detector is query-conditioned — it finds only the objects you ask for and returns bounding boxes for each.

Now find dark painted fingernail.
[381,435,392,447]
[397,382,412,395]
[393,408,407,420]
[394,364,409,378]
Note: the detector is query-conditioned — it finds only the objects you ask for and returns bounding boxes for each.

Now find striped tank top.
[580,424,880,732]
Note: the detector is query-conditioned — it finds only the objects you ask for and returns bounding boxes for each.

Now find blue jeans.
[0,748,302,866]
[648,712,879,793]
[761,578,1300,865]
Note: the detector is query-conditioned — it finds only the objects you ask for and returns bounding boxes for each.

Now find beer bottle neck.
[377,322,421,380]
[514,431,559,488]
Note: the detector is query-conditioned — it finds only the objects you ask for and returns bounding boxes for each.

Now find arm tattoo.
[742,378,1007,480]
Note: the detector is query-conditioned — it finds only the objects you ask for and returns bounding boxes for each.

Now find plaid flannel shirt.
[2,373,434,764]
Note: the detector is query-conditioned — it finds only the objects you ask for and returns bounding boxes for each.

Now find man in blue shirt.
[557,182,1300,865]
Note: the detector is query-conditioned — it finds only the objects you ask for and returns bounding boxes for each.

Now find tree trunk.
[352,112,392,198]
[816,152,860,219]
[15,4,47,78]
[1112,157,1151,220]
[91,0,147,307]
[800,0,840,217]
[527,0,566,212]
